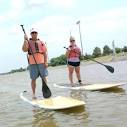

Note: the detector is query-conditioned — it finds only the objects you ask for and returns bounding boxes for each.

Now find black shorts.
[67,61,80,67]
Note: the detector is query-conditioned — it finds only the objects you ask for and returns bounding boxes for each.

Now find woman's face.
[70,40,75,45]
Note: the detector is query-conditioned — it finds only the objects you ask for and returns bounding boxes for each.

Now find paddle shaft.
[64,47,114,73]
[84,56,107,66]
[20,25,51,98]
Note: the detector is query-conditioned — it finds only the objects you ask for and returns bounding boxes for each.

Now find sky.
[0,0,127,73]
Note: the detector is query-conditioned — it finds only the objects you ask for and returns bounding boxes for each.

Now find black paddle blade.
[42,82,52,98]
[105,65,114,73]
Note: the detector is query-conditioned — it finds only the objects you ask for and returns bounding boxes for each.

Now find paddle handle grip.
[20,25,26,35]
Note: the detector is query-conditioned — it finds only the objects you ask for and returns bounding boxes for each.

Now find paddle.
[64,47,114,73]
[83,56,114,73]
[20,25,51,98]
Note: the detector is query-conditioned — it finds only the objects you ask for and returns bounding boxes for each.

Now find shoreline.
[1,52,127,75]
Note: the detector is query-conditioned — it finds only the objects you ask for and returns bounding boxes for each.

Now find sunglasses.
[70,40,75,42]
[31,32,37,34]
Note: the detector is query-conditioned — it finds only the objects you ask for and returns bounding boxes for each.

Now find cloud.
[84,7,127,32]
[28,0,75,8]
[0,0,25,23]
[49,0,74,8]
[31,15,71,38]
[77,7,127,43]
[8,0,25,18]
[72,7,127,53]
[28,0,47,6]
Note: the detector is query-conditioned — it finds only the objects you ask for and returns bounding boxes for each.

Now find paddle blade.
[42,83,52,98]
[105,65,114,73]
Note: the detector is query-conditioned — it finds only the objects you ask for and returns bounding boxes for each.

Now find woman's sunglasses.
[70,40,75,42]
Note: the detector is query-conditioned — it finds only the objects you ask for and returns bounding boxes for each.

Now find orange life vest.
[28,39,46,55]
[27,39,47,64]
[68,45,81,58]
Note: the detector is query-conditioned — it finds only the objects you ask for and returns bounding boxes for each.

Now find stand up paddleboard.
[53,82,126,91]
[20,91,85,110]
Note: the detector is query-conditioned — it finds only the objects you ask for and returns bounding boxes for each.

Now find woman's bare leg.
[68,65,74,84]
[75,66,81,83]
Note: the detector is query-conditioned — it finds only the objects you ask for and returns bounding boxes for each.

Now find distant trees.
[92,45,112,57]
[115,47,122,53]
[103,45,112,55]
[123,46,127,52]
[9,67,26,73]
[92,45,126,57]
[92,47,101,57]
[49,54,66,66]
[0,67,26,75]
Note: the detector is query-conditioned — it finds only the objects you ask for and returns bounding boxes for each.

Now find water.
[0,61,127,127]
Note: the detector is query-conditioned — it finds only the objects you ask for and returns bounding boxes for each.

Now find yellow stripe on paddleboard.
[32,96,85,109]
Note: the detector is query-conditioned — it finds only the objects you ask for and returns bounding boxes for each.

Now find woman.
[66,36,82,84]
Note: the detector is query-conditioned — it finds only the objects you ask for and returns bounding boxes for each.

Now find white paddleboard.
[53,82,126,91]
[20,91,85,110]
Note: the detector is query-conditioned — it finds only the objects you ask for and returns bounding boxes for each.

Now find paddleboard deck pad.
[20,91,85,110]
[53,82,126,91]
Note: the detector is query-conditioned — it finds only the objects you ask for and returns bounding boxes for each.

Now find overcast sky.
[0,0,127,73]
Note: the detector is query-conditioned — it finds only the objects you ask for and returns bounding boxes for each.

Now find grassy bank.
[83,52,127,65]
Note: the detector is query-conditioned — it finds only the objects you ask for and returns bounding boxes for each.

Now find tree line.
[92,45,127,57]
[2,45,127,74]
[0,67,26,75]
[49,45,127,66]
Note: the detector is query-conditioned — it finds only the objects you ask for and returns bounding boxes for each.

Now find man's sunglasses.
[31,32,37,34]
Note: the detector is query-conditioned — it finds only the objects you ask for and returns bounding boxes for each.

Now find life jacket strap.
[28,41,44,55]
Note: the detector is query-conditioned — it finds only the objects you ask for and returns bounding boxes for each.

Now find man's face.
[31,32,38,38]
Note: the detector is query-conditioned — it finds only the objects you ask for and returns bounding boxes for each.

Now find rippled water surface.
[0,61,127,127]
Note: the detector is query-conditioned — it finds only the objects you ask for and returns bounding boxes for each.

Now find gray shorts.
[28,64,48,80]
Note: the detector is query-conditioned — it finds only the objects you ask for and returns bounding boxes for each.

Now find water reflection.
[99,86,126,93]
[31,94,88,127]
[32,109,58,127]
[69,90,87,100]
[31,106,89,127]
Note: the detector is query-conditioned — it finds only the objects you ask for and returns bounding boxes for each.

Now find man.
[22,28,48,99]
